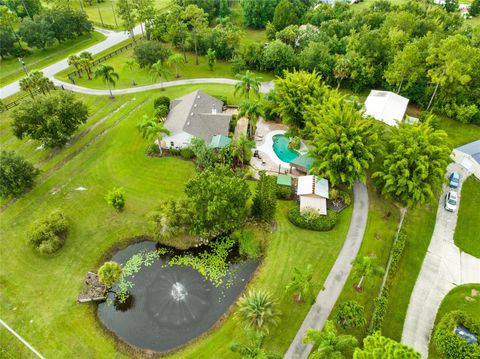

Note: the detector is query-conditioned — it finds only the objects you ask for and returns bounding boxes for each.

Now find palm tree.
[238,100,264,138]
[79,51,93,80]
[303,320,358,359]
[230,334,282,359]
[230,133,255,166]
[19,71,54,98]
[167,53,184,78]
[351,256,385,291]
[150,60,171,91]
[136,115,171,155]
[67,54,82,78]
[285,264,314,304]
[235,289,281,335]
[94,64,119,99]
[235,71,262,100]
[19,74,35,99]
[124,59,138,86]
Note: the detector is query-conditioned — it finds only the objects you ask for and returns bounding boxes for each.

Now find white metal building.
[364,90,409,127]
[297,175,329,216]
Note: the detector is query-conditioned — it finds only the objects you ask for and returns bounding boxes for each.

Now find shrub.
[154,105,169,119]
[389,231,406,275]
[276,185,292,200]
[288,207,337,231]
[434,311,480,359]
[146,143,161,156]
[335,300,367,329]
[180,147,195,159]
[252,173,277,222]
[134,41,171,68]
[0,150,40,198]
[105,187,126,211]
[28,210,68,255]
[153,96,170,109]
[371,293,388,332]
[234,230,262,259]
[288,136,301,150]
[98,261,123,288]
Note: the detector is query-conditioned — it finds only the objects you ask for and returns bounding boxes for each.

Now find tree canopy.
[0,150,39,198]
[354,332,420,358]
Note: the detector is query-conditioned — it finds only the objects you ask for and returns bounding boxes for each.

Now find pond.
[272,134,300,163]
[97,241,258,353]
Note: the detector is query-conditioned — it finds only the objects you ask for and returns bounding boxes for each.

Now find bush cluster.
[105,188,126,211]
[28,210,68,255]
[233,230,262,260]
[288,207,337,231]
[276,184,291,200]
[434,311,480,359]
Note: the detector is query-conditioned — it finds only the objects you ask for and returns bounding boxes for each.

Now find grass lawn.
[328,180,400,341]
[0,32,105,87]
[437,116,480,148]
[55,47,274,90]
[0,84,352,357]
[454,176,480,258]
[428,284,480,359]
[381,203,438,340]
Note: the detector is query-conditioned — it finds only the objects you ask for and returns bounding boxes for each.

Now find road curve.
[284,181,369,359]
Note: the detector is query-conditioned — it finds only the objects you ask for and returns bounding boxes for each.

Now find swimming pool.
[272,134,300,163]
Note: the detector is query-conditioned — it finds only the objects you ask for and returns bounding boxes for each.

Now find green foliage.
[169,238,236,287]
[252,173,277,223]
[334,300,367,330]
[134,41,171,68]
[234,230,262,260]
[433,311,480,359]
[19,70,55,97]
[288,208,338,232]
[276,184,291,200]
[207,48,216,71]
[272,0,298,31]
[98,261,123,288]
[28,210,68,255]
[185,165,250,237]
[5,0,42,18]
[288,136,301,150]
[371,294,388,333]
[0,26,16,59]
[261,40,296,76]
[94,64,119,97]
[180,147,195,159]
[189,137,217,169]
[145,143,161,156]
[444,0,459,13]
[241,0,279,29]
[153,96,171,109]
[238,99,264,138]
[230,332,282,359]
[303,320,358,359]
[0,150,39,198]
[471,0,480,16]
[373,122,451,208]
[329,188,351,207]
[235,289,281,335]
[389,231,406,275]
[12,91,88,148]
[182,4,208,65]
[136,115,170,151]
[354,332,420,358]
[285,264,314,304]
[235,70,262,100]
[148,200,193,241]
[230,134,255,165]
[308,92,381,188]
[351,255,385,290]
[116,0,137,35]
[105,187,126,211]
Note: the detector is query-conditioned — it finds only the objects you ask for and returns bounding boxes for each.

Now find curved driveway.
[285,181,369,359]
[402,163,480,358]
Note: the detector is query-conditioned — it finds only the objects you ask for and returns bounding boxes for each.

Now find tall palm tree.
[67,54,82,78]
[285,264,314,304]
[167,53,184,78]
[124,59,138,86]
[235,71,262,100]
[150,60,171,91]
[351,256,385,291]
[238,100,264,138]
[235,289,281,335]
[79,51,94,80]
[136,115,170,155]
[230,334,282,359]
[94,64,119,99]
[303,320,358,359]
[19,71,54,98]
[19,74,35,99]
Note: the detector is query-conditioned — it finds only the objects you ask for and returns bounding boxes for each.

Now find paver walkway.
[0,26,143,99]
[402,163,480,358]
[51,78,274,95]
[285,181,369,359]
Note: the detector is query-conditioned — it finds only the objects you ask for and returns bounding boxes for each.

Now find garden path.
[284,181,369,359]
[401,163,480,358]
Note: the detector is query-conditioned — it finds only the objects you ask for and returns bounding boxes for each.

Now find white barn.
[297,175,329,216]
[451,140,480,180]
[364,90,409,127]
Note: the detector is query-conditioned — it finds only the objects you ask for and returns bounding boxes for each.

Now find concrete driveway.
[402,163,480,358]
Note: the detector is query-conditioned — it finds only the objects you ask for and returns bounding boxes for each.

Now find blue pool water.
[272,134,300,163]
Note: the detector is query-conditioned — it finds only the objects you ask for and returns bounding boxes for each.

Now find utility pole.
[18,57,28,75]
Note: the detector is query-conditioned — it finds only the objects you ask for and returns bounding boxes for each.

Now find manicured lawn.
[55,47,274,90]
[381,203,438,340]
[328,181,400,341]
[428,284,480,359]
[0,84,352,357]
[454,176,480,258]
[0,32,105,87]
[437,116,480,148]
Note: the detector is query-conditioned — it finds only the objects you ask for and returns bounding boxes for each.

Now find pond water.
[97,241,258,353]
[272,134,300,163]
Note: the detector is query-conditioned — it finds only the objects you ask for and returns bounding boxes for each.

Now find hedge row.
[288,207,337,231]
[434,310,480,359]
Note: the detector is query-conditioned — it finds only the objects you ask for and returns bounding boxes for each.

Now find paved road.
[402,163,480,358]
[0,25,142,99]
[284,181,369,359]
[52,78,274,95]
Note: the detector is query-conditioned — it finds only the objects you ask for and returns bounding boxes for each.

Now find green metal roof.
[276,174,292,187]
[210,135,232,149]
[290,153,314,170]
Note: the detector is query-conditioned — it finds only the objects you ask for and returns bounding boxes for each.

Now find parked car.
[449,172,460,188]
[445,190,458,212]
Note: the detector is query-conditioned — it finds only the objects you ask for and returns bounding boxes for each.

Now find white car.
[445,191,458,212]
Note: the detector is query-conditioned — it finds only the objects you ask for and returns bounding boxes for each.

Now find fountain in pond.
[97,241,258,353]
